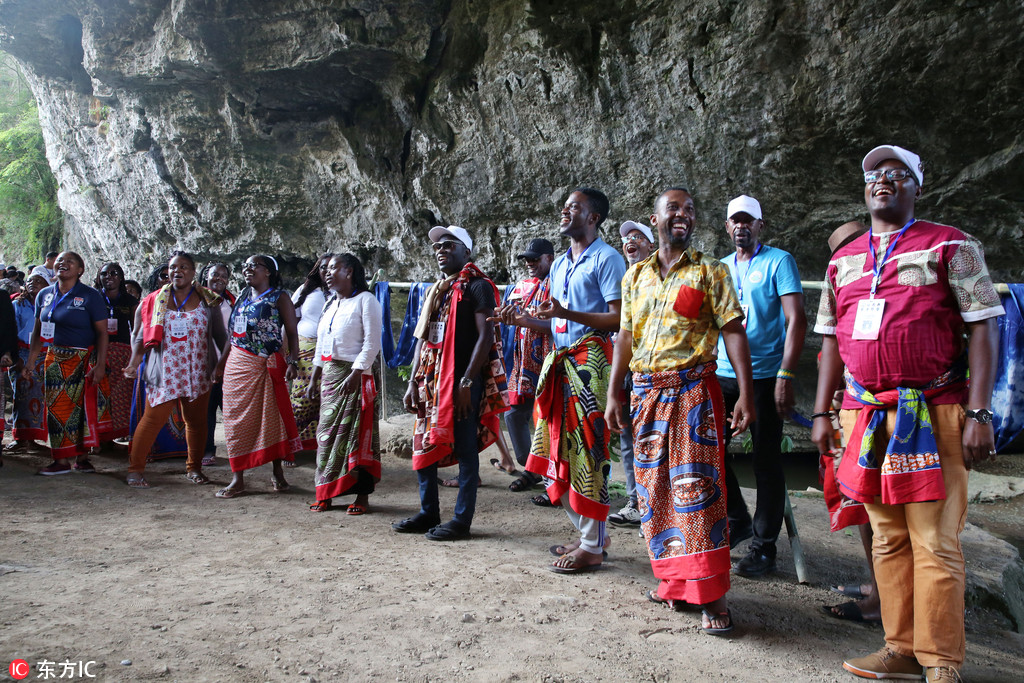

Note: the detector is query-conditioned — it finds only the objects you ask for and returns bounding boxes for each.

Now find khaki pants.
[840,402,967,669]
[129,392,211,474]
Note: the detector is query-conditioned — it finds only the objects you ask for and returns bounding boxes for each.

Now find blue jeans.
[204,383,223,454]
[620,374,636,504]
[416,378,482,528]
[505,400,535,467]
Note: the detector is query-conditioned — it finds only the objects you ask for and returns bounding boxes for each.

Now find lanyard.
[561,241,595,300]
[245,286,276,308]
[47,284,75,322]
[172,287,195,311]
[326,298,342,334]
[868,219,915,297]
[735,243,763,302]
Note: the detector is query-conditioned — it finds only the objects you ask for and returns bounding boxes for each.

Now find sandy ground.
[2,418,1023,683]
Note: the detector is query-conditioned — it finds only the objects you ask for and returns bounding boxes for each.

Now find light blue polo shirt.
[716,245,802,379]
[549,237,626,349]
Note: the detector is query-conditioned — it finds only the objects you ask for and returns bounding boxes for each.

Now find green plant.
[395,364,412,381]
[742,433,794,454]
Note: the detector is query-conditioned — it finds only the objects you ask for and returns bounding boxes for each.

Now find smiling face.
[433,237,469,275]
[559,191,599,238]
[523,253,553,279]
[242,257,271,289]
[726,212,763,252]
[54,252,85,284]
[168,255,195,291]
[651,190,696,251]
[98,263,123,293]
[864,158,921,225]
[622,230,653,265]
[205,265,229,294]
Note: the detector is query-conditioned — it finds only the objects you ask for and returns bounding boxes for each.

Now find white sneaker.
[608,503,641,527]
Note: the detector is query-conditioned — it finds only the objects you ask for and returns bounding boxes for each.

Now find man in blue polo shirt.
[716,195,806,577]
[524,187,626,574]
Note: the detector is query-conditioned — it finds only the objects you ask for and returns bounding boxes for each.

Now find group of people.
[0,143,1002,681]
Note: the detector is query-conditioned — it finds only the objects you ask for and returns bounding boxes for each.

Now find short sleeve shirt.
[548,238,627,348]
[229,287,284,357]
[716,245,803,379]
[451,277,497,382]
[813,221,1004,405]
[97,290,139,345]
[621,248,743,373]
[34,282,107,348]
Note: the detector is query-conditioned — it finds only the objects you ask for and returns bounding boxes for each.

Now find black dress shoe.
[424,521,471,541]
[733,546,777,577]
[391,515,441,533]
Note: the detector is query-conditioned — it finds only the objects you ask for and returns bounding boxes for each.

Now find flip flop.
[310,500,333,512]
[215,486,247,498]
[346,503,368,516]
[489,458,518,476]
[202,454,216,467]
[547,557,603,575]
[821,602,880,624]
[549,544,608,558]
[126,477,150,489]
[646,590,685,612]
[185,471,210,485]
[830,584,868,599]
[701,608,734,635]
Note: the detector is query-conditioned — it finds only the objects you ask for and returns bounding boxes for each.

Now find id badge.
[852,298,885,340]
[40,321,55,343]
[169,318,187,341]
[107,317,118,334]
[428,321,445,344]
[554,317,567,334]
[316,334,332,363]
[232,315,247,337]
[741,304,750,329]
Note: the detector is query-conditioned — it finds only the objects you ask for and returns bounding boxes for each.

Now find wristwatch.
[459,376,473,389]
[965,408,994,424]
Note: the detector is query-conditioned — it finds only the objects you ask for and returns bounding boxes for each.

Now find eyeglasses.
[242,261,268,271]
[621,234,648,245]
[432,240,461,252]
[99,270,121,278]
[864,168,914,184]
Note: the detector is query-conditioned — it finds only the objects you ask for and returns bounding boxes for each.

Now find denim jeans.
[620,374,636,504]
[505,400,535,467]
[416,378,483,528]
[204,382,223,454]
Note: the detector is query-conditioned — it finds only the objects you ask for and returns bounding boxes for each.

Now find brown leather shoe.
[843,647,923,679]
[925,667,962,682]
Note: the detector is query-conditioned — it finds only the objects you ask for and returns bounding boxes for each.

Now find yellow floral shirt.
[621,247,743,373]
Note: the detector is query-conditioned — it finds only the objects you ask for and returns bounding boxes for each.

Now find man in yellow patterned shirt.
[606,187,754,635]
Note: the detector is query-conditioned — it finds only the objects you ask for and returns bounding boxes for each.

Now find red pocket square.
[673,284,705,318]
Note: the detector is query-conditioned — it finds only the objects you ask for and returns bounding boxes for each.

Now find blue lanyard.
[172,287,194,312]
[245,287,275,307]
[868,219,915,296]
[47,284,75,322]
[561,241,595,300]
[103,293,115,317]
[735,243,763,302]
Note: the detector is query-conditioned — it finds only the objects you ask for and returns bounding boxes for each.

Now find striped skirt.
[314,360,380,501]
[288,335,320,451]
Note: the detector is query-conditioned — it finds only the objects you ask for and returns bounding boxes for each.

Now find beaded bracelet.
[776,368,795,380]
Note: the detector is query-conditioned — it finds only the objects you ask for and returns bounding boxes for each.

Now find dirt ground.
[2,418,1023,683]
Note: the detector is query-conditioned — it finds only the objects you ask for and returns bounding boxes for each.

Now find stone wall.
[0,0,1021,284]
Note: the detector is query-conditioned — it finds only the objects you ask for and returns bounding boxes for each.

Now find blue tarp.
[993,285,1024,452]
[383,282,431,369]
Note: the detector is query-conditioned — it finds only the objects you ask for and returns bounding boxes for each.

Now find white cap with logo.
[428,225,473,252]
[862,145,923,186]
[727,195,762,221]
[619,220,655,243]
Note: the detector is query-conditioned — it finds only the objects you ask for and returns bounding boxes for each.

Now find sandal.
[701,608,734,635]
[309,500,333,512]
[490,458,518,476]
[532,492,557,507]
[126,477,150,489]
[202,453,216,467]
[215,486,247,498]
[346,503,368,516]
[185,471,210,485]
[283,460,298,468]
[509,474,538,492]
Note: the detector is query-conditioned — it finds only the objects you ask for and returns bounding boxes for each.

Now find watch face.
[970,409,993,424]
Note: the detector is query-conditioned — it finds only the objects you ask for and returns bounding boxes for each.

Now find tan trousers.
[129,391,211,474]
[840,402,968,668]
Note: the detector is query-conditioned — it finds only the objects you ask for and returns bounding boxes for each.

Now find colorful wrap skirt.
[223,347,301,471]
[314,360,381,501]
[43,345,106,458]
[12,343,48,442]
[631,364,731,605]
[98,340,133,440]
[288,335,320,451]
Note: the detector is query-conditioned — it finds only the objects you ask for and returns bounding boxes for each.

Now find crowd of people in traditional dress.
[0,144,1002,682]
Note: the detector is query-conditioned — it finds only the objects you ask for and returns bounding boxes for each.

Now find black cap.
[517,238,555,260]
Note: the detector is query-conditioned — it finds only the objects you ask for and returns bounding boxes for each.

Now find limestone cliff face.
[0,0,1021,284]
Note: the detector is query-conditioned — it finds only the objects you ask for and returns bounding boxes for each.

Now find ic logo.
[9,659,30,680]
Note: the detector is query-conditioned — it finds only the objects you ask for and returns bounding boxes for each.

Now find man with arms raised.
[607,187,754,634]
[811,146,1002,681]
[524,187,626,573]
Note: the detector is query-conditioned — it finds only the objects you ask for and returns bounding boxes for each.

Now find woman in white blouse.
[306,253,383,514]
[288,254,332,456]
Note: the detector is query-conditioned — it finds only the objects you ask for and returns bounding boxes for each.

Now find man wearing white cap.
[811,145,1003,681]
[607,219,655,526]
[393,225,508,541]
[717,194,806,577]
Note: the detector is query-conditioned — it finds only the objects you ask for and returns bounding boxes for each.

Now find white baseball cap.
[428,225,473,252]
[619,220,654,243]
[862,145,923,186]
[727,195,762,221]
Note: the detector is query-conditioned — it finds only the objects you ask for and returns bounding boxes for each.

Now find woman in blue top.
[214,254,300,498]
[21,251,109,475]
[6,274,49,453]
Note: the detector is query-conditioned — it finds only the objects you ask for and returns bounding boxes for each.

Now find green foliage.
[396,364,412,381]
[0,53,62,266]
[742,433,794,454]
